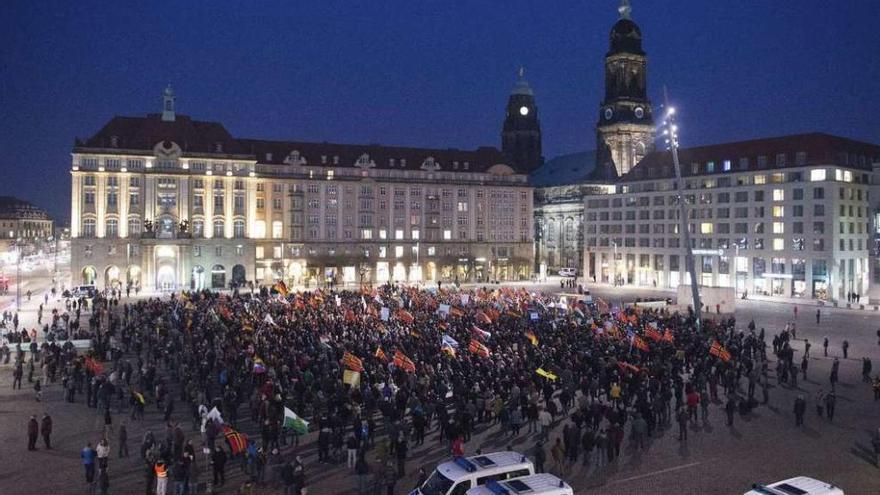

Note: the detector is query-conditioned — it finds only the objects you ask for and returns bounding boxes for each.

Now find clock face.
[519,106,529,116]
[634,107,645,119]
[604,108,613,120]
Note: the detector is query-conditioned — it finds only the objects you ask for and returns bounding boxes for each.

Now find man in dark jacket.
[794,395,806,426]
[41,413,52,449]
[27,415,39,451]
[211,446,227,486]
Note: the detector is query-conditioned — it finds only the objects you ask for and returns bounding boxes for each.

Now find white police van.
[745,476,844,495]
[465,473,573,495]
[412,452,535,495]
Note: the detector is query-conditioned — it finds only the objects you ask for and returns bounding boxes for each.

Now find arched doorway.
[232,264,246,287]
[81,266,97,285]
[127,265,141,288]
[192,265,205,290]
[156,265,176,291]
[211,264,226,289]
[105,265,121,289]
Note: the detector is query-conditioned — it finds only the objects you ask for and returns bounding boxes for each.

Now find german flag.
[468,339,491,358]
[662,328,675,344]
[709,341,732,362]
[524,330,538,347]
[485,308,500,322]
[393,350,416,373]
[342,351,364,372]
[397,309,415,324]
[222,426,248,456]
[618,362,641,374]
[475,310,492,325]
[374,347,388,362]
[645,327,662,342]
[632,335,649,352]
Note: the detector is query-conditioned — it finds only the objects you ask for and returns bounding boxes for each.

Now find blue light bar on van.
[485,481,509,495]
[453,457,477,473]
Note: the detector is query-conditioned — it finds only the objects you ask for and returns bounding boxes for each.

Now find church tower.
[502,68,543,173]
[595,0,654,178]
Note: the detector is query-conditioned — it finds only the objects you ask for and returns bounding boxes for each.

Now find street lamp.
[15,237,22,312]
[662,88,702,331]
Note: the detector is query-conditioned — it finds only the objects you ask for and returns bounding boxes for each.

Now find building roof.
[75,113,509,174]
[75,114,248,155]
[620,132,880,182]
[239,138,507,173]
[529,150,597,187]
[0,196,53,221]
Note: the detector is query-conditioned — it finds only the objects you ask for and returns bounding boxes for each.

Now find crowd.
[7,281,880,494]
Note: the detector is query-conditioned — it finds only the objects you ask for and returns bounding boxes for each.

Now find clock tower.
[595,0,654,179]
[502,68,543,173]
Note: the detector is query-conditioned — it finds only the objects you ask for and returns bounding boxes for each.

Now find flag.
[645,327,662,342]
[283,407,310,435]
[471,325,492,341]
[284,407,309,435]
[262,313,277,326]
[253,360,267,374]
[468,339,490,358]
[662,328,675,344]
[397,309,415,324]
[342,351,364,372]
[375,347,388,362]
[272,280,289,297]
[450,306,465,318]
[524,330,538,347]
[536,367,558,381]
[206,406,224,425]
[393,350,416,373]
[85,357,104,375]
[132,391,146,405]
[441,343,457,357]
[632,336,649,352]
[618,362,641,374]
[410,328,422,339]
[506,309,523,319]
[342,369,361,387]
[344,309,356,323]
[222,426,248,455]
[475,310,492,325]
[709,341,732,362]
[441,334,459,349]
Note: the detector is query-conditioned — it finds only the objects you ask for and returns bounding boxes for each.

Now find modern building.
[70,85,535,291]
[584,133,880,301]
[0,196,54,241]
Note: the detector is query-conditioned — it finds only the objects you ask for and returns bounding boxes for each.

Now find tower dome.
[608,18,644,55]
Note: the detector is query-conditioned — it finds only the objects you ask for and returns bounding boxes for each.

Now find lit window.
[457,202,468,212]
[773,222,784,234]
[395,229,404,240]
[272,221,283,239]
[772,206,784,217]
[754,175,766,185]
[772,189,784,201]
[378,246,386,258]
[256,246,265,259]
[379,229,387,239]
[427,246,436,256]
[773,238,784,251]
[700,223,714,234]
[394,246,404,258]
[327,170,334,180]
[412,229,420,240]
[361,229,373,240]
[723,160,732,172]
[810,169,826,182]
[443,230,452,240]
[253,220,267,238]
[273,246,282,258]
[843,170,852,182]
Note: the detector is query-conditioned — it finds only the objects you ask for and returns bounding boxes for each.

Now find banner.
[380,307,390,321]
[536,368,558,381]
[283,407,310,435]
[342,369,361,387]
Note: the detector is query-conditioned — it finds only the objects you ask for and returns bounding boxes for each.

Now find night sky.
[2,0,879,223]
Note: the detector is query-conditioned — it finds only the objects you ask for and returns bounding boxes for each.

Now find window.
[772,238,784,251]
[772,189,784,201]
[723,160,731,172]
[772,206,784,217]
[700,223,714,234]
[233,219,245,238]
[129,217,142,236]
[443,230,452,240]
[810,169,826,181]
[793,205,803,217]
[272,221,282,239]
[361,229,372,240]
[213,219,225,237]
[252,220,266,238]
[82,218,96,237]
[379,229,387,240]
[395,229,404,240]
[813,204,824,216]
[772,222,784,234]
[84,191,95,205]
[754,174,766,185]
[394,246,404,258]
[192,219,204,237]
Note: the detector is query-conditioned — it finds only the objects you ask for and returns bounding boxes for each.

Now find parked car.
[745,476,844,495]
[558,267,577,278]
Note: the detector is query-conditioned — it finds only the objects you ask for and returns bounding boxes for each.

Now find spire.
[162,84,176,122]
[618,0,632,19]
[511,67,533,96]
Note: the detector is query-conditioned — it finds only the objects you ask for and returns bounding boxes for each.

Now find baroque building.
[70,85,534,291]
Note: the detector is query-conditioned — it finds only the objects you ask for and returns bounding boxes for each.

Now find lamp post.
[662,89,702,331]
[15,237,22,312]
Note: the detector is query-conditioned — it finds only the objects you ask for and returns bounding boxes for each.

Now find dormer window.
[389,158,395,167]
[321,155,327,164]
[214,142,223,153]
[463,162,469,170]
[453,161,459,170]
[333,155,339,165]
[266,152,273,162]
[110,135,119,147]
[400,159,406,167]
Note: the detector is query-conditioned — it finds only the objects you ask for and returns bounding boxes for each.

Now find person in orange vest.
[154,460,168,495]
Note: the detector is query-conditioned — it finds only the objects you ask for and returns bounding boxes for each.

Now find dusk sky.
[2,0,879,223]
